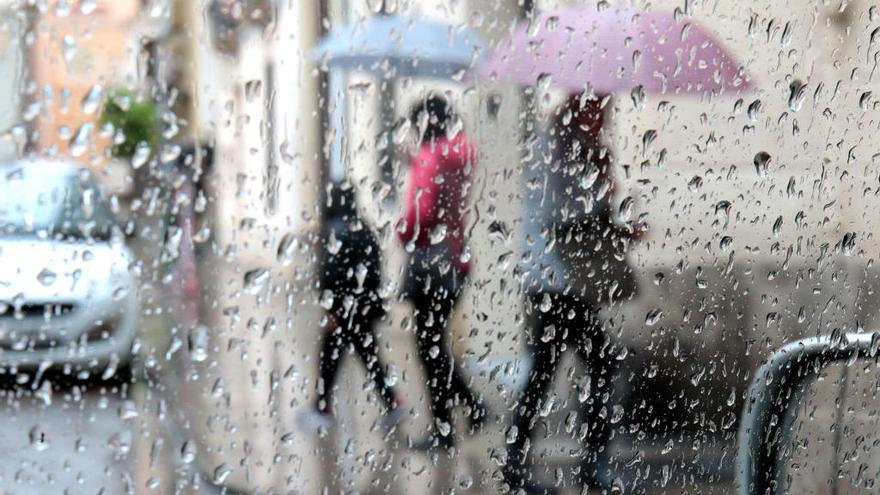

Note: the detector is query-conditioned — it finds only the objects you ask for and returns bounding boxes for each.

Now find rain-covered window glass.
[5,0,880,494]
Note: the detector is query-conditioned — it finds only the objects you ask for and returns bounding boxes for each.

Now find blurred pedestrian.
[398,95,485,449]
[504,93,642,491]
[300,182,403,431]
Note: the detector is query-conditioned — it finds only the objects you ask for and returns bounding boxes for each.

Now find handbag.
[553,217,639,306]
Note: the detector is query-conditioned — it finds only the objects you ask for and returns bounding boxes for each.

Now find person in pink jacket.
[398,96,485,449]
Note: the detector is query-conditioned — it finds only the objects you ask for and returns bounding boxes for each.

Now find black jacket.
[318,188,384,322]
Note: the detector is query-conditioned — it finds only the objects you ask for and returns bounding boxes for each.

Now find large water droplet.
[62,35,77,63]
[79,0,97,15]
[243,268,270,294]
[747,99,762,121]
[181,440,197,464]
[788,80,807,112]
[319,290,334,310]
[69,123,92,157]
[131,142,151,169]
[276,234,297,266]
[29,425,50,451]
[642,129,657,156]
[630,83,646,110]
[772,216,783,236]
[244,80,262,101]
[188,325,210,363]
[754,151,771,177]
[645,308,664,326]
[37,268,56,286]
[81,84,103,115]
[213,463,233,484]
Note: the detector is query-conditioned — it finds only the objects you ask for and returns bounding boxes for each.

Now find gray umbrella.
[313,14,486,79]
[314,14,485,188]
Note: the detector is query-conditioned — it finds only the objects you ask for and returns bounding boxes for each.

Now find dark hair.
[410,96,452,142]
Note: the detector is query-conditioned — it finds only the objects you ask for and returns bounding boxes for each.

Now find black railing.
[737,331,880,495]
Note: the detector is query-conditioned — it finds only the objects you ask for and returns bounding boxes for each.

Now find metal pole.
[737,332,879,495]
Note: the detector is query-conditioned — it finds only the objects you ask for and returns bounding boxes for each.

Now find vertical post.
[377,77,397,203]
[170,0,201,148]
[376,0,397,204]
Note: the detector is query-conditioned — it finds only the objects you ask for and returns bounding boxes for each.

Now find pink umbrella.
[478,5,751,95]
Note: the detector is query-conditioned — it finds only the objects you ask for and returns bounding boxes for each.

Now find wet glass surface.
[2,1,880,494]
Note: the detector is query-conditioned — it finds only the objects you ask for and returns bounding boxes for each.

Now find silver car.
[0,160,138,376]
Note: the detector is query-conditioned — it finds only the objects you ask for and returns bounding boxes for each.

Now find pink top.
[397,134,475,274]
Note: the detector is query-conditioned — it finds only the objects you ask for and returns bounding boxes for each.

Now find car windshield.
[0,168,115,240]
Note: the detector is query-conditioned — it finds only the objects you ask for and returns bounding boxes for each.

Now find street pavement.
[0,379,134,494]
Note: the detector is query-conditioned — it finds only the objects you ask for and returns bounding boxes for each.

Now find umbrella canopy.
[477,5,751,95]
[314,15,486,79]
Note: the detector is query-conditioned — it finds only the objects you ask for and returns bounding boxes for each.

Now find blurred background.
[1,0,880,494]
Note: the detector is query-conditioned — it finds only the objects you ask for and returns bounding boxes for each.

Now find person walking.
[301,182,403,431]
[398,95,485,449]
[503,93,642,492]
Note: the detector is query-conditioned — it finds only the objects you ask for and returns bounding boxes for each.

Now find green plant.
[100,89,159,160]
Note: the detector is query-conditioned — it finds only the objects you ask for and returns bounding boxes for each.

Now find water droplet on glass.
[747,99,762,120]
[113,286,129,301]
[181,440,196,463]
[496,251,513,270]
[859,90,873,111]
[618,196,635,222]
[244,80,263,101]
[62,35,77,63]
[720,236,733,251]
[384,363,398,387]
[81,84,103,115]
[538,293,552,313]
[276,233,297,266]
[505,425,519,444]
[435,419,452,437]
[642,129,657,156]
[841,232,856,256]
[715,200,732,221]
[243,268,270,294]
[131,141,151,169]
[107,430,132,455]
[630,85,645,110]
[536,72,553,91]
[610,405,625,424]
[29,425,49,451]
[117,400,138,420]
[753,151,771,177]
[188,325,210,363]
[428,224,447,244]
[37,268,56,286]
[645,308,664,326]
[213,463,233,484]
[788,80,807,112]
[69,123,92,157]
[772,216,783,236]
[79,0,97,15]
[319,290,334,310]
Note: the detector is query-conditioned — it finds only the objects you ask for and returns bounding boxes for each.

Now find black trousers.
[316,313,397,412]
[506,293,616,481]
[406,268,479,440]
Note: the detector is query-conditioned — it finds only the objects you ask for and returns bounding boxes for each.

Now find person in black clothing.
[302,182,402,430]
[503,93,642,492]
